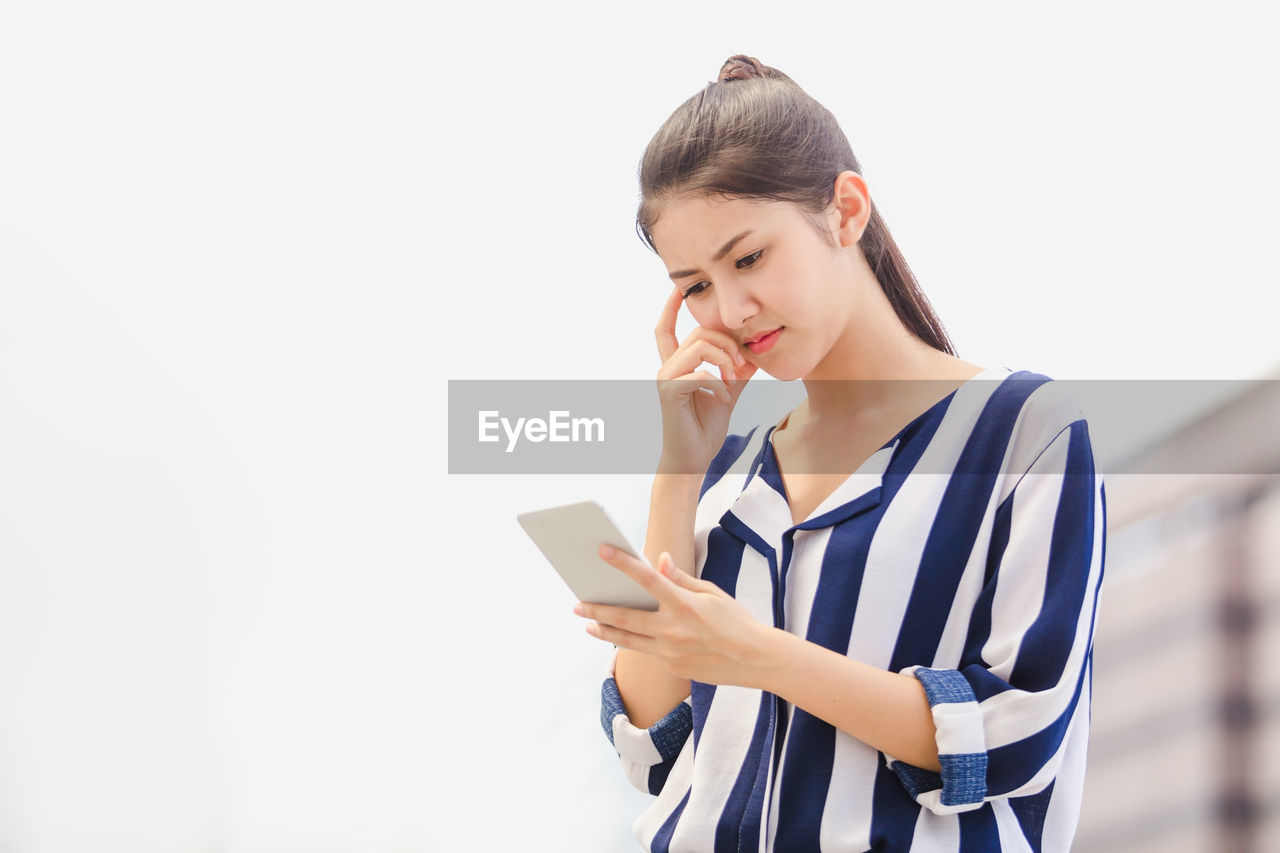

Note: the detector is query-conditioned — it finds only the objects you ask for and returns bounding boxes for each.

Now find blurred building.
[1075,376,1280,852]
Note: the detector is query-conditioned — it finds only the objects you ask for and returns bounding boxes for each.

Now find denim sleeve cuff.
[600,675,692,766]
[883,665,988,815]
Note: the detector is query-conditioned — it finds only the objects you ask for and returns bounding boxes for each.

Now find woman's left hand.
[575,546,774,688]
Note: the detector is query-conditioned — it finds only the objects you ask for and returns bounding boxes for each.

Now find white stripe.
[667,547,776,850]
[693,428,767,575]
[850,471,951,666]
[818,733,880,850]
[979,475,1105,749]
[766,525,833,850]
[801,440,893,520]
[983,436,1071,682]
[1040,661,1091,850]
[609,367,1103,850]
[633,741,695,849]
[994,798,1035,853]
[611,713,663,766]
[910,806,961,847]
[994,380,1086,505]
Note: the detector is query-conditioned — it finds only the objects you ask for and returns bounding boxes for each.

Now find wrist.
[655,452,711,476]
[743,625,802,692]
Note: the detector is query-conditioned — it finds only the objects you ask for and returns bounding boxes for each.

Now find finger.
[658,551,718,593]
[574,602,657,638]
[681,325,747,368]
[725,361,759,403]
[657,552,692,586]
[658,370,730,405]
[655,286,684,363]
[658,338,738,386]
[598,544,680,606]
[586,620,659,654]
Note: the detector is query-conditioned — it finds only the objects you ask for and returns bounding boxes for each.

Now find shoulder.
[979,368,1099,498]
[986,369,1087,446]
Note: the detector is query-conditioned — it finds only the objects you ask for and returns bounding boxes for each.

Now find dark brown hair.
[637,55,956,356]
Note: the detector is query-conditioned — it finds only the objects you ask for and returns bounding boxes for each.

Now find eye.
[682,281,710,300]
[735,250,763,269]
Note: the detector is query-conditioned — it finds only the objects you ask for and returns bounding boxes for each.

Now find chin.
[756,365,806,382]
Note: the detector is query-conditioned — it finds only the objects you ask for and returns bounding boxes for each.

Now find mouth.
[745,327,783,355]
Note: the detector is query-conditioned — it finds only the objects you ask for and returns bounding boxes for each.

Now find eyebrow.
[667,230,754,281]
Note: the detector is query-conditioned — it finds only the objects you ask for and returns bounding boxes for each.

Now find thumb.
[727,362,758,404]
[658,552,700,589]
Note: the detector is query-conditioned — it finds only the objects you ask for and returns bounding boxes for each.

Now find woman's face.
[648,193,860,381]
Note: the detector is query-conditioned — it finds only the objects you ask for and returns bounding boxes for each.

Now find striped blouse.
[599,366,1107,852]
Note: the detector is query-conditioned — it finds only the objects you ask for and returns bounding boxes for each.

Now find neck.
[799,255,954,420]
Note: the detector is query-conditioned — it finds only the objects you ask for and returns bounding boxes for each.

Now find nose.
[715,279,759,332]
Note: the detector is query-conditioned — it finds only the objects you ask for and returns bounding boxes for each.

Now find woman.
[572,55,1106,852]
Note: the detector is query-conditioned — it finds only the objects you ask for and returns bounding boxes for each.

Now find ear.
[829,170,871,247]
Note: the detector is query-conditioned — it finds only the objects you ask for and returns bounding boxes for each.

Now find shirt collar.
[719,423,897,552]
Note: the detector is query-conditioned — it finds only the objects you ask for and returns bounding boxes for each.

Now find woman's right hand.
[654,286,758,474]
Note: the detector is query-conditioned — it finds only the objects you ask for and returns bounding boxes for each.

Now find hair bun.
[717,55,791,84]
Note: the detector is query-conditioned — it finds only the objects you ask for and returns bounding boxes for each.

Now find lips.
[745,327,783,355]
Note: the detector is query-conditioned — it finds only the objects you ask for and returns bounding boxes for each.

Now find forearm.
[613,473,701,729]
[754,628,942,773]
[641,472,702,572]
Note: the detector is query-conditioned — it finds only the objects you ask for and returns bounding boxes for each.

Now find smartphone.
[516,500,660,611]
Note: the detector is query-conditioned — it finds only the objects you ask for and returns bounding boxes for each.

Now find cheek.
[687,299,723,329]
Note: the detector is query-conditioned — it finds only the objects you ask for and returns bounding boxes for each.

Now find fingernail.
[573,604,584,616]
[599,544,614,559]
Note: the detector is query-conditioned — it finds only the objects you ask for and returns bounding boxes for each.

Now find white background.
[1,2,1276,851]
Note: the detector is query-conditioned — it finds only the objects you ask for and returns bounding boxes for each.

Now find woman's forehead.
[649,195,799,254]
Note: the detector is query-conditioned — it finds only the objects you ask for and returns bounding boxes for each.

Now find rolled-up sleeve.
[599,656,693,796]
[886,418,1106,815]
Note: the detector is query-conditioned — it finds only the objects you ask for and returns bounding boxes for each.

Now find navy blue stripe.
[882,386,958,485]
[871,372,1045,843]
[715,690,776,852]
[614,371,1107,848]
[600,677,625,747]
[649,787,691,853]
[961,483,1015,671]
[698,527,750,598]
[914,667,979,705]
[700,428,756,501]
[888,374,1048,674]
[718,512,775,568]
[757,427,788,497]
[869,759,925,851]
[984,643,1089,796]
[889,759,943,802]
[773,514,883,849]
[1010,780,1055,853]
[982,471,1105,799]
[647,758,676,796]
[795,487,883,530]
[602,681,690,795]
[938,752,987,806]
[650,702,693,762]
[1009,421,1096,692]
[774,529,794,629]
[691,682,716,751]
[869,382,972,850]
[959,805,1001,851]
[692,529,749,749]
[734,693,780,853]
